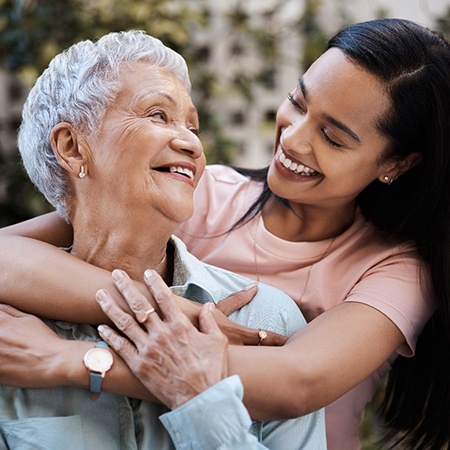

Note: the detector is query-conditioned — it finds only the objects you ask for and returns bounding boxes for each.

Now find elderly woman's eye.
[150,111,167,121]
[190,127,200,136]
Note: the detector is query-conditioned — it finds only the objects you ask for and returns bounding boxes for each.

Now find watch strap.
[90,372,103,394]
[89,341,109,398]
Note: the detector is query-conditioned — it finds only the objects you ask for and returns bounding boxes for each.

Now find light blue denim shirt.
[143,237,326,449]
[0,236,326,449]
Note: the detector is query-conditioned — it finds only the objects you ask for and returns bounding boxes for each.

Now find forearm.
[0,235,131,322]
[228,302,405,421]
[0,234,203,324]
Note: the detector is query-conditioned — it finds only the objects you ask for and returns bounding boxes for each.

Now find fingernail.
[144,269,155,281]
[243,281,258,291]
[98,325,109,337]
[112,269,124,281]
[96,289,108,303]
[207,302,215,311]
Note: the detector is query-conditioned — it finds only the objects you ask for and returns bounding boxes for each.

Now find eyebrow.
[299,77,361,144]
[141,91,177,105]
[138,91,198,116]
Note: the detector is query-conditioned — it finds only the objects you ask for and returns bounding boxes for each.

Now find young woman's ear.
[50,122,87,178]
[379,152,422,184]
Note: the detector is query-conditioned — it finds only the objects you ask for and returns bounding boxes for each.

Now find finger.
[98,324,139,365]
[144,270,180,321]
[215,282,258,316]
[112,269,157,321]
[96,289,147,343]
[198,303,222,335]
[0,303,33,318]
[258,330,288,347]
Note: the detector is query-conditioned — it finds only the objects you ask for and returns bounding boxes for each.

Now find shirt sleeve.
[344,251,434,356]
[159,375,269,450]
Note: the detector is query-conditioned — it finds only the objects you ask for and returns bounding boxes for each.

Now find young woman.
[1,18,449,449]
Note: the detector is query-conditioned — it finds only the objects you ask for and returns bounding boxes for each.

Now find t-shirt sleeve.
[344,251,433,356]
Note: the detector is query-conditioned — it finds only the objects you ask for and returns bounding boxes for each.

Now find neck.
[70,222,174,283]
[262,196,356,242]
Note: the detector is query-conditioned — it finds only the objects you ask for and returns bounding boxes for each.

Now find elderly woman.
[0,31,326,449]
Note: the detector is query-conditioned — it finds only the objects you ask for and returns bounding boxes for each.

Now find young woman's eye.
[321,129,343,148]
[287,92,305,113]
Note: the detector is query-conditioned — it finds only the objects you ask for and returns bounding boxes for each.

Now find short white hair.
[18,30,191,220]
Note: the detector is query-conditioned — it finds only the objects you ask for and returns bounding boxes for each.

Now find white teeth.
[277,151,319,176]
[169,166,194,180]
[282,158,292,168]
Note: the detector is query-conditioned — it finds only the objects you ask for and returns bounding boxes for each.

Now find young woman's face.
[268,48,394,211]
[83,63,205,226]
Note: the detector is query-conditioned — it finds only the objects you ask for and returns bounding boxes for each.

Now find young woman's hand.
[0,304,71,388]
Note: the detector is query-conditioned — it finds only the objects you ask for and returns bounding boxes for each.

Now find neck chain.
[253,214,336,304]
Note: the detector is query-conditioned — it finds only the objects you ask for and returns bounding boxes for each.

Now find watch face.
[84,347,114,372]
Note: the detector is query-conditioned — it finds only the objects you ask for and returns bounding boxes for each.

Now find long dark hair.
[233,19,450,449]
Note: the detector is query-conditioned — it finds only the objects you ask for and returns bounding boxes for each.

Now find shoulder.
[178,165,263,238]
[201,164,252,184]
[340,216,432,356]
[195,165,260,203]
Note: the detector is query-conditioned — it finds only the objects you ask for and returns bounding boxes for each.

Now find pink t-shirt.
[176,165,433,450]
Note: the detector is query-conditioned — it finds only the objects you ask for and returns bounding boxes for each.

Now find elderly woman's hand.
[95,269,229,409]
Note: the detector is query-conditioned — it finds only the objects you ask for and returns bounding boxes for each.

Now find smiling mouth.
[154,166,195,181]
[278,151,321,177]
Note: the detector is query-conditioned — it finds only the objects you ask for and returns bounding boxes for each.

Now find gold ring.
[258,329,267,346]
[136,307,156,324]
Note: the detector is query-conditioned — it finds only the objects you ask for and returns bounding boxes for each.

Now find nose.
[280,117,313,155]
[171,126,204,160]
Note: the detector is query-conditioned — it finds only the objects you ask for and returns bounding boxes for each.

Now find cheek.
[194,153,207,186]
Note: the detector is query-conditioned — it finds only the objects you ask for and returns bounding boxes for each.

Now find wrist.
[55,340,94,389]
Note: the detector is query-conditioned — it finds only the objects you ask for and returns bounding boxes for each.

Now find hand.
[215,281,259,316]
[0,304,66,388]
[213,283,288,346]
[104,269,286,346]
[95,269,229,409]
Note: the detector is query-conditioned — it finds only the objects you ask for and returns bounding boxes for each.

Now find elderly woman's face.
[83,62,205,226]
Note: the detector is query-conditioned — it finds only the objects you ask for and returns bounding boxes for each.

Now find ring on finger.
[136,307,156,324]
[258,329,267,346]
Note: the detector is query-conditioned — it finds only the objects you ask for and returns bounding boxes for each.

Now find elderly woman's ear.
[50,122,88,178]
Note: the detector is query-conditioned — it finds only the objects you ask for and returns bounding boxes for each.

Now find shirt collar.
[170,235,222,304]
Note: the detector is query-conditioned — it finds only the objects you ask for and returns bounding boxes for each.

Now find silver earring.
[79,166,85,179]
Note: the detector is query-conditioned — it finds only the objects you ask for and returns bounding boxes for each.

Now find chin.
[171,202,194,224]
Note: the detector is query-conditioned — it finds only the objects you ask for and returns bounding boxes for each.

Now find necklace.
[252,214,336,304]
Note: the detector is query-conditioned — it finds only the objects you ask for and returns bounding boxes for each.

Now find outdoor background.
[1,1,449,448]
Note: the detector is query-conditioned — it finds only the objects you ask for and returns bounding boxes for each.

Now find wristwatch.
[83,341,114,400]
